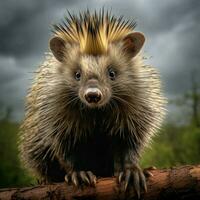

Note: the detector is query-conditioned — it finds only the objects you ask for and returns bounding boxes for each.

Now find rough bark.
[0,165,200,200]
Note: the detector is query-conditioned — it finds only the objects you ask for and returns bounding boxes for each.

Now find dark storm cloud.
[0,56,21,84]
[0,0,200,121]
[0,0,79,57]
[0,0,46,57]
[0,0,86,120]
[138,0,200,35]
[144,0,200,95]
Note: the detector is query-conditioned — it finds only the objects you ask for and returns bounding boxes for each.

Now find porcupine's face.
[73,55,113,108]
[49,32,145,109]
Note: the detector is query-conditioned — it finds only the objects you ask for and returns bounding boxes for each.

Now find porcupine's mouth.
[84,101,106,108]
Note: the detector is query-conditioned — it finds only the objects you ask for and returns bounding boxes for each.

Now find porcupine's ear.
[122,32,145,58]
[49,37,66,62]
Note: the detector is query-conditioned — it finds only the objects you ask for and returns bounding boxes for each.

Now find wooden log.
[0,165,200,200]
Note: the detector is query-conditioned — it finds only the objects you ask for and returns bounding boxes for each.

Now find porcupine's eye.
[75,70,81,81]
[108,68,116,80]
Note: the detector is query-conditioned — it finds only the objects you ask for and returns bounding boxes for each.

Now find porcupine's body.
[19,10,166,194]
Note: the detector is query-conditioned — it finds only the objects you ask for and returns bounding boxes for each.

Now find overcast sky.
[0,0,200,121]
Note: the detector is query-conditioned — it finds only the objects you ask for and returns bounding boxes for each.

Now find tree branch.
[0,165,200,200]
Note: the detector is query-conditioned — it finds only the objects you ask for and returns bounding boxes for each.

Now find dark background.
[0,0,200,187]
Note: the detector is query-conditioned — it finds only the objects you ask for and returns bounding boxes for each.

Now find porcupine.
[19,9,166,197]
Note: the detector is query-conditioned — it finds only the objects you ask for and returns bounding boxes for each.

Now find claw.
[139,170,147,192]
[64,174,70,184]
[143,166,156,178]
[124,169,131,191]
[80,171,90,185]
[143,169,154,178]
[72,172,79,186]
[118,172,123,184]
[87,171,97,186]
[132,170,140,199]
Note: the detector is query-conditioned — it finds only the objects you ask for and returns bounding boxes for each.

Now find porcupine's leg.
[21,141,67,183]
[116,154,148,199]
[31,156,67,183]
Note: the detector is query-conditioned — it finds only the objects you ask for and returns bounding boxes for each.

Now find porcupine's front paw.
[65,171,97,187]
[117,165,147,198]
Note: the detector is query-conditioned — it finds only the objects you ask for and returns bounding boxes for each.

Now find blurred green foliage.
[0,119,36,188]
[0,114,199,188]
[141,123,200,168]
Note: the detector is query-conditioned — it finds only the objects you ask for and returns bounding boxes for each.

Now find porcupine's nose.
[85,88,102,103]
